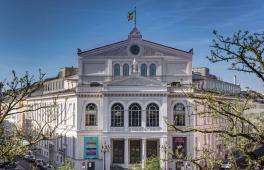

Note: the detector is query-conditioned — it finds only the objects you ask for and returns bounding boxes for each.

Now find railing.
[109,126,162,132]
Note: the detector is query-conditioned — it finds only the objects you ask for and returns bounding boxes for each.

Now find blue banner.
[84,137,98,159]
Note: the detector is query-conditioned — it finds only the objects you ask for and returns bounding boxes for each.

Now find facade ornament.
[132,58,138,73]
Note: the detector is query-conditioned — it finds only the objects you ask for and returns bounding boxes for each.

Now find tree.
[208,30,264,81]
[169,30,264,170]
[0,70,67,164]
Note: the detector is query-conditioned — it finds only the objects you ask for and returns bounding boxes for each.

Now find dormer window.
[114,64,120,76]
[149,64,156,77]
[123,64,129,76]
[140,64,147,77]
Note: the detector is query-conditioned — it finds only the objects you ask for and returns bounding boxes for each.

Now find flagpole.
[134,6,136,28]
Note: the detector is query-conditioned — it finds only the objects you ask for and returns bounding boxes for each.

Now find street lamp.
[101,141,111,170]
[160,142,169,170]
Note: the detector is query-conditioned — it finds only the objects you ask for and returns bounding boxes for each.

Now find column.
[161,96,168,131]
[102,97,109,132]
[124,138,129,168]
[160,137,168,170]
[124,110,128,131]
[141,139,146,168]
[142,109,146,128]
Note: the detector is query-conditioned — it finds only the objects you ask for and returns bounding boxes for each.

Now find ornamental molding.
[103,93,167,97]
[77,93,102,98]
[76,92,190,98]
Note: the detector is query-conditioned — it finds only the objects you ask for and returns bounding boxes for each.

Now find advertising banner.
[84,137,98,159]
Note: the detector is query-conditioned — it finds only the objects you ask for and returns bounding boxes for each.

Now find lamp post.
[101,141,111,170]
[161,142,169,170]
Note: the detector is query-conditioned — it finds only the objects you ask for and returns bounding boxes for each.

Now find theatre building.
[25,28,240,170]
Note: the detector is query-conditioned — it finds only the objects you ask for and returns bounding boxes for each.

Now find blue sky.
[0,0,263,92]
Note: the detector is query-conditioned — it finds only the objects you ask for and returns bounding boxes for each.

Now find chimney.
[234,75,237,85]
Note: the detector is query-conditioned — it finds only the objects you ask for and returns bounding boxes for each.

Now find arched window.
[173,103,185,126]
[140,64,147,77]
[123,64,129,76]
[149,64,156,77]
[85,103,97,126]
[114,63,120,76]
[111,103,124,127]
[129,103,141,127]
[146,103,159,127]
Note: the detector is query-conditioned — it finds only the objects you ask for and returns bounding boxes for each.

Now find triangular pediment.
[106,74,165,86]
[78,39,191,58]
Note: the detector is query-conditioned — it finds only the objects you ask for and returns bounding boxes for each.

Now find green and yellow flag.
[128,7,136,27]
[128,10,135,21]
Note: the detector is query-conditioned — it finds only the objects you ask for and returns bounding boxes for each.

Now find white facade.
[25,28,240,170]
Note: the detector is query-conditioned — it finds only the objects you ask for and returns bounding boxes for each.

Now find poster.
[173,137,187,156]
[84,137,98,159]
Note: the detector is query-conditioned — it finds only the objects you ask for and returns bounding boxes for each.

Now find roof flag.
[128,7,136,27]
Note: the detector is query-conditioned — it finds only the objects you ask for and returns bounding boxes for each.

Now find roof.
[77,40,127,55]
[143,40,191,54]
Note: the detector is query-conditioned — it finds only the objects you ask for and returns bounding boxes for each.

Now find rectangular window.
[72,137,75,158]
[146,140,158,158]
[72,103,75,126]
[60,103,63,123]
[113,140,124,163]
[64,103,67,124]
[130,140,141,164]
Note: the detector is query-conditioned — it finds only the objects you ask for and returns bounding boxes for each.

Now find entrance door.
[113,140,124,164]
[87,162,95,170]
[130,140,141,164]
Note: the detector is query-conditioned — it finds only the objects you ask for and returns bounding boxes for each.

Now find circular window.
[130,45,140,55]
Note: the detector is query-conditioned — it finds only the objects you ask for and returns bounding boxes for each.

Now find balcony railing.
[109,126,162,132]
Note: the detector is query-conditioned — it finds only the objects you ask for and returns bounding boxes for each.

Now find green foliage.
[134,157,163,170]
[58,159,74,170]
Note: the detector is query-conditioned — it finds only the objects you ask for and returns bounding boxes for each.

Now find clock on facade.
[129,44,140,55]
